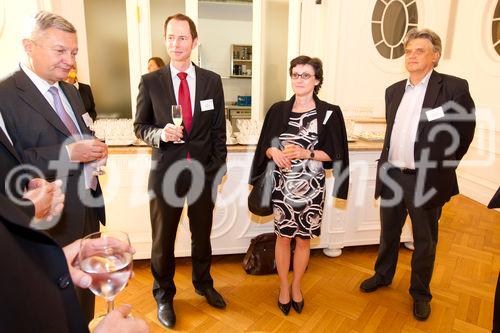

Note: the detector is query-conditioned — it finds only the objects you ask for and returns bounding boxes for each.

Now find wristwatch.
[309,150,315,159]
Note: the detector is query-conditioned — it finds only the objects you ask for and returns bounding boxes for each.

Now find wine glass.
[171,105,184,143]
[91,120,107,176]
[92,136,107,176]
[79,231,133,330]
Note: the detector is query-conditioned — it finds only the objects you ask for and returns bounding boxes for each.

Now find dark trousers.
[150,169,216,303]
[375,168,442,301]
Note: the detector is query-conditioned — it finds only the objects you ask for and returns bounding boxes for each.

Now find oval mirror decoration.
[372,0,418,59]
[493,0,500,56]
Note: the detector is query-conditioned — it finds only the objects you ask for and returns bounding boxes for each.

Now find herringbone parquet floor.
[96,195,500,332]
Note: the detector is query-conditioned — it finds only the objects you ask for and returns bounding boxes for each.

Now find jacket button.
[336,153,341,159]
[58,274,71,289]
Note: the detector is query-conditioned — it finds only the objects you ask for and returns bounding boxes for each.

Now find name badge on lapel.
[200,99,214,112]
[323,110,333,125]
[82,113,94,129]
[425,106,444,121]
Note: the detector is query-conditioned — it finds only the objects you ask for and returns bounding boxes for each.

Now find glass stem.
[107,300,114,314]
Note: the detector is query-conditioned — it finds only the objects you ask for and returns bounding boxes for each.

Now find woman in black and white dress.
[249,56,350,315]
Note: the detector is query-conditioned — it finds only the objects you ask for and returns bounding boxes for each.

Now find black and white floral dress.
[272,109,325,239]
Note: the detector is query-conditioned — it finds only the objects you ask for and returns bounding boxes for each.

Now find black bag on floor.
[242,233,295,275]
[242,233,277,275]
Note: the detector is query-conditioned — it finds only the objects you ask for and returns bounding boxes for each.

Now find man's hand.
[94,304,149,333]
[67,139,108,163]
[23,179,64,220]
[62,239,92,289]
[161,123,183,142]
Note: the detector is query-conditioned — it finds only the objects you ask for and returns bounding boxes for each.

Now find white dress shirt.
[388,70,433,169]
[170,62,196,115]
[20,63,82,136]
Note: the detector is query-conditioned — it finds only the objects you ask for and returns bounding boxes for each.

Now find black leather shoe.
[196,287,227,309]
[413,300,431,321]
[359,275,391,293]
[278,300,292,315]
[157,301,176,328]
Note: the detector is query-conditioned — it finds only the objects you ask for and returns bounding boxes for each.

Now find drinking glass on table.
[79,231,133,330]
[171,105,184,143]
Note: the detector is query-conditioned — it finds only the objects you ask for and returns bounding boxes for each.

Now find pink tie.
[48,86,81,138]
[48,86,97,190]
[177,72,192,134]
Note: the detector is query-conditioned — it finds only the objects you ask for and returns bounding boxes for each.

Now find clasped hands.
[161,123,184,142]
[23,178,64,220]
[268,144,310,170]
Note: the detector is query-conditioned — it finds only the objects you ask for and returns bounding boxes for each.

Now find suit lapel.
[191,65,204,135]
[388,82,405,128]
[60,82,89,136]
[281,97,294,131]
[416,70,442,138]
[14,70,72,138]
[159,66,177,123]
[0,128,22,163]
[384,81,406,147]
[313,94,327,134]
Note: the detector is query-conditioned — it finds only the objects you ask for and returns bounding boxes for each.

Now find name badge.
[82,113,94,128]
[200,99,214,112]
[323,110,333,125]
[426,106,444,121]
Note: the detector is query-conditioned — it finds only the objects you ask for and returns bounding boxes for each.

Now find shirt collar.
[170,62,195,79]
[405,69,433,89]
[20,62,62,92]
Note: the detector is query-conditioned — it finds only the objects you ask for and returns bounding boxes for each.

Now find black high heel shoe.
[278,300,292,315]
[292,291,304,313]
[292,298,304,313]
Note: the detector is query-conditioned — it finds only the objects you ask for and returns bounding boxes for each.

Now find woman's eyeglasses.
[290,72,314,80]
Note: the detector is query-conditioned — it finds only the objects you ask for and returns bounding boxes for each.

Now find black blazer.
[0,125,35,218]
[249,94,350,199]
[375,70,476,208]
[0,69,105,246]
[78,82,97,121]
[134,64,227,185]
[0,195,87,333]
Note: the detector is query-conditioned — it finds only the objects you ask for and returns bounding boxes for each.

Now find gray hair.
[404,28,442,67]
[31,11,76,38]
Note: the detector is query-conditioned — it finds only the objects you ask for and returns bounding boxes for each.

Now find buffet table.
[100,142,412,259]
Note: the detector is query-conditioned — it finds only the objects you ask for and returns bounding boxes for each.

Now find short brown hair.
[163,13,198,40]
[289,55,323,94]
[148,57,165,68]
[404,28,442,67]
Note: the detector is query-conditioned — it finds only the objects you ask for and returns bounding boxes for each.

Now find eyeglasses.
[291,72,314,80]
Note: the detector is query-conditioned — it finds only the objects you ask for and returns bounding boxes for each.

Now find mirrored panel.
[84,0,131,118]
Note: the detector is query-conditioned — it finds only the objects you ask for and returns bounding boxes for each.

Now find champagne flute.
[79,231,133,330]
[171,105,184,143]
